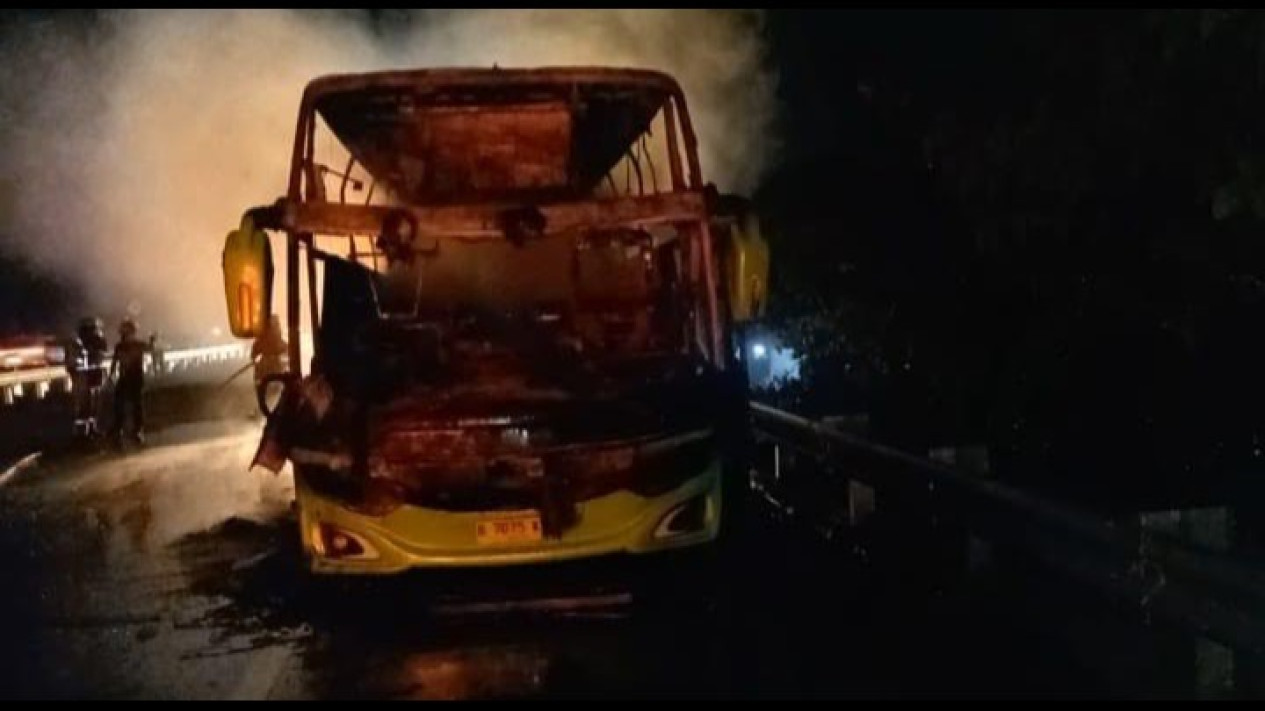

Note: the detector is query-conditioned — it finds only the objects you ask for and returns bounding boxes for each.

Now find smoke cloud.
[0,10,778,336]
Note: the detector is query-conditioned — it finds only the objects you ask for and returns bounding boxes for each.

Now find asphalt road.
[0,383,1124,699]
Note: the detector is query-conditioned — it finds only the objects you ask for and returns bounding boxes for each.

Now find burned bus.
[221,67,768,574]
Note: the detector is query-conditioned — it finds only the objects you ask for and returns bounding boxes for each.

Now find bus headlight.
[311,522,380,561]
[654,494,710,539]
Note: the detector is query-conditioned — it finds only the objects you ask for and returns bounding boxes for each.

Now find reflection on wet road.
[0,419,1095,699]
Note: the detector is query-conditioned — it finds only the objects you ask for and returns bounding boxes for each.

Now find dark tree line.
[760,9,1265,511]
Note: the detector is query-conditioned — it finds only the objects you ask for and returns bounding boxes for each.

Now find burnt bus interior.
[276,70,735,402]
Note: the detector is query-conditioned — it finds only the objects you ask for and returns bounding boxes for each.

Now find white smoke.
[0,9,778,335]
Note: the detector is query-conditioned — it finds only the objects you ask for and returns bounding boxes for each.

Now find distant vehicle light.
[752,343,768,359]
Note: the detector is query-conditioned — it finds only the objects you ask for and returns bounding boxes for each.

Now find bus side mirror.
[222,215,274,338]
[725,209,769,323]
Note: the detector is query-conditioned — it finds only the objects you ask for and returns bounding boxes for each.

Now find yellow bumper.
[295,460,722,574]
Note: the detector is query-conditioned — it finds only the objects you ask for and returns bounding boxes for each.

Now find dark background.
[757,9,1265,515]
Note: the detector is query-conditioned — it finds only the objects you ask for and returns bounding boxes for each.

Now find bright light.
[752,343,768,359]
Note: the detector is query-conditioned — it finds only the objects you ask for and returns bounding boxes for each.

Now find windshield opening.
[311,222,701,398]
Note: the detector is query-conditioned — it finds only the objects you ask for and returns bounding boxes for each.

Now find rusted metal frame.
[663,91,718,360]
[663,99,685,190]
[303,114,318,200]
[283,106,310,377]
[346,234,383,272]
[750,402,1265,655]
[627,146,644,195]
[302,234,320,356]
[286,102,306,200]
[286,237,300,377]
[305,68,679,198]
[670,93,704,189]
[295,113,319,376]
[303,67,685,103]
[641,134,659,193]
[339,155,356,205]
[303,134,326,204]
[272,191,708,238]
[340,156,361,263]
[678,219,722,365]
[306,244,358,264]
[362,176,381,272]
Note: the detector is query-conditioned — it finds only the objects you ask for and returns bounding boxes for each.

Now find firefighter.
[69,317,109,438]
[251,314,288,386]
[109,317,154,445]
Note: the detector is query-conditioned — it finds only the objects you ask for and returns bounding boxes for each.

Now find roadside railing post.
[1140,507,1237,698]
[750,400,1265,697]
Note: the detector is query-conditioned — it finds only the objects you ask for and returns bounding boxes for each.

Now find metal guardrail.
[0,366,69,389]
[156,343,250,372]
[0,366,71,402]
[0,343,249,405]
[750,401,1265,657]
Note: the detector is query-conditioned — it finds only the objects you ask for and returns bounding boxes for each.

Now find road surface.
[0,384,1125,699]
